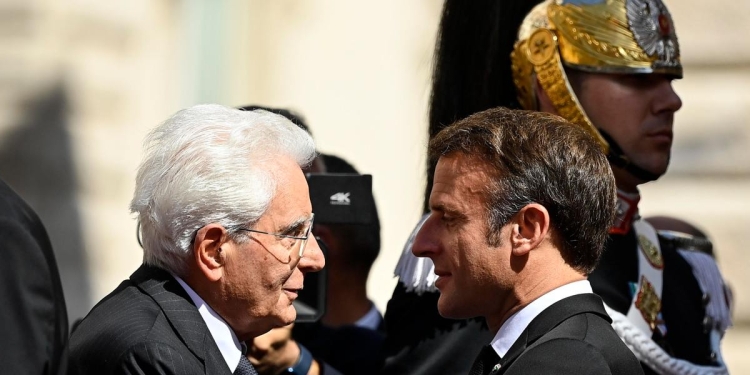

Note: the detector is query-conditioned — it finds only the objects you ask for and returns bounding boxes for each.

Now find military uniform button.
[702,316,714,333]
[702,293,711,306]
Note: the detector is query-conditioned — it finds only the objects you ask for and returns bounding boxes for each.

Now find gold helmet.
[511,0,681,154]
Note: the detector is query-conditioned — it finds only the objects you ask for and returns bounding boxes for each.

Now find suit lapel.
[130,265,230,374]
[492,293,610,374]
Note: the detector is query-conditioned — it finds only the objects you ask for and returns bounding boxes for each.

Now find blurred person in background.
[241,105,382,375]
[290,153,385,374]
[0,178,68,375]
[68,104,325,375]
[384,0,732,374]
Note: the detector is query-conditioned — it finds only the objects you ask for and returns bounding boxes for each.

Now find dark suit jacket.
[69,265,233,375]
[294,316,385,375]
[0,179,68,375]
[488,293,643,375]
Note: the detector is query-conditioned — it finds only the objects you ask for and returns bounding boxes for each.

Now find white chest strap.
[626,219,665,336]
[606,304,728,375]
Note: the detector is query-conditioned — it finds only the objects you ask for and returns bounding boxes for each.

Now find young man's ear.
[510,203,550,257]
[193,223,229,282]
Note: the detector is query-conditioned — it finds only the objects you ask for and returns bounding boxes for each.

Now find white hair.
[130,104,316,275]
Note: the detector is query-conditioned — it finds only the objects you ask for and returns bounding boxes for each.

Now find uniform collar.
[610,190,641,235]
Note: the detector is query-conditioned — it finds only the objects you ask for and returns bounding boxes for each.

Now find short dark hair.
[320,154,381,274]
[425,0,543,212]
[428,107,615,274]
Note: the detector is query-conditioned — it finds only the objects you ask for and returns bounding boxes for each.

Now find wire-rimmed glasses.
[235,213,315,265]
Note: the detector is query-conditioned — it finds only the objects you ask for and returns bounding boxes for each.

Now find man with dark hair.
[237,105,381,375]
[313,154,382,330]
[385,0,732,374]
[248,154,384,375]
[413,107,641,374]
[290,154,385,375]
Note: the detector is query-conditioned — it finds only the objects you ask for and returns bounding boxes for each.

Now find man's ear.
[534,77,559,115]
[510,203,550,257]
[193,223,229,282]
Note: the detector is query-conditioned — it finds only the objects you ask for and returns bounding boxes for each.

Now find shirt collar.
[354,302,382,331]
[490,280,593,358]
[173,275,242,372]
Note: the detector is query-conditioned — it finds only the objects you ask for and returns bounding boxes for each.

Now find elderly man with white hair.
[69,104,325,375]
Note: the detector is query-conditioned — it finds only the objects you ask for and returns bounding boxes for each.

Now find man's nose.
[654,79,683,115]
[298,235,325,272]
[412,215,439,258]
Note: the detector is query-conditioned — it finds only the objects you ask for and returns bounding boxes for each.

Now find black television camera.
[293,173,376,322]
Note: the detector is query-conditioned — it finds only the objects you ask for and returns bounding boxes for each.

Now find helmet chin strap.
[598,129,662,183]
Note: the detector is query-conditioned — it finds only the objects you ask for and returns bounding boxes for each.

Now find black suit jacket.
[69,265,233,375]
[487,293,643,375]
[294,316,385,375]
[0,179,68,375]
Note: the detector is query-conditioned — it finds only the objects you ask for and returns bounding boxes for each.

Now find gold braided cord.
[533,47,610,152]
[510,42,536,112]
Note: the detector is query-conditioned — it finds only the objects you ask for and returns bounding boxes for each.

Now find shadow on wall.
[0,84,90,324]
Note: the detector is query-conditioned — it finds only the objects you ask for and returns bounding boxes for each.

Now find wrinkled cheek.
[274,295,297,324]
[259,280,285,310]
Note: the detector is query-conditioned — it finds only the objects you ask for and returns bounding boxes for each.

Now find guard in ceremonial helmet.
[383,0,733,374]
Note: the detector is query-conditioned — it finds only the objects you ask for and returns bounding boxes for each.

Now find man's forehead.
[263,157,312,225]
[436,153,496,181]
[431,153,495,208]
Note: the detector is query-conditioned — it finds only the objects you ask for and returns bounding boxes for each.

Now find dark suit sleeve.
[504,339,614,375]
[114,342,200,375]
[0,219,61,375]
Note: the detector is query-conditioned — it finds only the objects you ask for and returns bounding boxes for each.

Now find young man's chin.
[437,297,471,320]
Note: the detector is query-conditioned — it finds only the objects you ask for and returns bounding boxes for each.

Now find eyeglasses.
[235,214,315,264]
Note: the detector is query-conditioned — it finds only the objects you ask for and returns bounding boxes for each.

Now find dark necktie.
[234,349,258,375]
[469,345,501,375]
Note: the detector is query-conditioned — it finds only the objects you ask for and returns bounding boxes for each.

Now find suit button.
[702,293,711,306]
[702,316,714,333]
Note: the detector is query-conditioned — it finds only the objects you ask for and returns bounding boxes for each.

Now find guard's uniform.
[591,193,731,374]
[383,0,732,374]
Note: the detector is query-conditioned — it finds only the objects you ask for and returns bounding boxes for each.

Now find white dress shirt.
[173,275,243,372]
[490,280,593,358]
